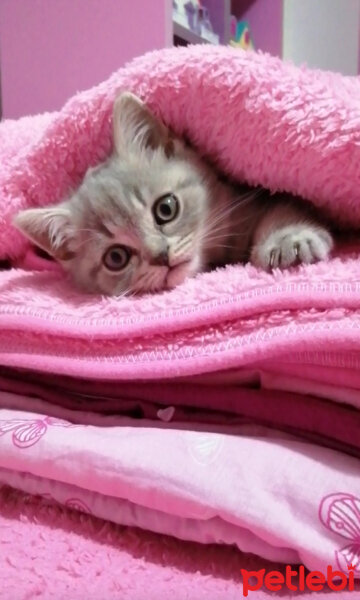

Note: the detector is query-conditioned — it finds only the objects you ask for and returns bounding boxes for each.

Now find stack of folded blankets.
[1,45,360,597]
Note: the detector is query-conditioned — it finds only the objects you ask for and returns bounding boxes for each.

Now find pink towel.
[0,250,360,381]
[1,45,360,262]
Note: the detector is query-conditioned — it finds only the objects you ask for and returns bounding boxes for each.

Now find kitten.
[14,92,333,296]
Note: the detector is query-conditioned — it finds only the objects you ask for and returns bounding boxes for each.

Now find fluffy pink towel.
[1,45,360,262]
[0,252,360,382]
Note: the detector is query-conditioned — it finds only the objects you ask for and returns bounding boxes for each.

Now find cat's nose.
[149,251,169,267]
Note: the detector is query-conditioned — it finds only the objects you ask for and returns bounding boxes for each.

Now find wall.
[283,0,360,75]
[0,0,171,119]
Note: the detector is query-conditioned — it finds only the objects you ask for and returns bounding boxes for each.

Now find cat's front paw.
[251,225,333,271]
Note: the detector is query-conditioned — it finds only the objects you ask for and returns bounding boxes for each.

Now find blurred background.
[1,0,360,119]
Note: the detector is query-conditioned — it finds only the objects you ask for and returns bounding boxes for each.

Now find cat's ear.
[13,207,76,261]
[113,92,173,156]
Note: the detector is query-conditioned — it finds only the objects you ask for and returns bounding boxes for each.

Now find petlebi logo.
[241,564,355,596]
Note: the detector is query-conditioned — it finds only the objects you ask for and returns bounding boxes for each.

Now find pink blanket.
[1,45,360,261]
[1,45,360,587]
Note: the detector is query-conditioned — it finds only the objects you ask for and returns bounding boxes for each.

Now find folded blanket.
[0,399,360,576]
[1,45,360,584]
[0,254,360,382]
[0,365,359,458]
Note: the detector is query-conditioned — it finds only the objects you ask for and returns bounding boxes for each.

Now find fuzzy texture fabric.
[1,45,360,261]
[3,485,359,600]
[0,249,360,383]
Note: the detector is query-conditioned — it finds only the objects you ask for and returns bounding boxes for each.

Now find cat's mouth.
[165,260,192,289]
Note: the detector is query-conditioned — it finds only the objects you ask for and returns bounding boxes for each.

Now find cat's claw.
[253,225,333,271]
[269,248,279,269]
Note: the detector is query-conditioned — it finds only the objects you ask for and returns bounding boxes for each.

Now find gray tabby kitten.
[14,92,333,296]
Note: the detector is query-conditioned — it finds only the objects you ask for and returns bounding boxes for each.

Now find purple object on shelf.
[201,0,224,42]
[184,1,216,37]
[200,6,214,33]
[185,1,200,35]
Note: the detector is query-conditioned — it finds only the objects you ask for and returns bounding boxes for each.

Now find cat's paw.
[251,225,333,271]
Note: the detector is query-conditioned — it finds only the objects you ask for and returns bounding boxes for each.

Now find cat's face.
[14,93,217,296]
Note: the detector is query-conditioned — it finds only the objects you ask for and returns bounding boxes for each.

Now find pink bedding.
[0,398,359,575]
[0,256,360,576]
[0,365,359,457]
[1,45,360,592]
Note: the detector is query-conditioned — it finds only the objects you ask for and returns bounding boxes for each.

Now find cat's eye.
[153,194,179,225]
[102,245,131,271]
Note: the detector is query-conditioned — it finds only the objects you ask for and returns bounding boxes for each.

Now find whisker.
[135,272,149,285]
[174,242,192,257]
[202,208,259,241]
[204,189,262,231]
[207,201,258,227]
[202,230,250,243]
[175,234,192,253]
[211,244,238,249]
[205,201,240,228]
[201,210,242,238]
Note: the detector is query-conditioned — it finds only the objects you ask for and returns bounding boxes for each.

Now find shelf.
[173,22,210,45]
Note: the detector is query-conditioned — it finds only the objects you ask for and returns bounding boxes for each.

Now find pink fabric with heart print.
[0,396,359,575]
[319,493,360,573]
[0,415,74,448]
